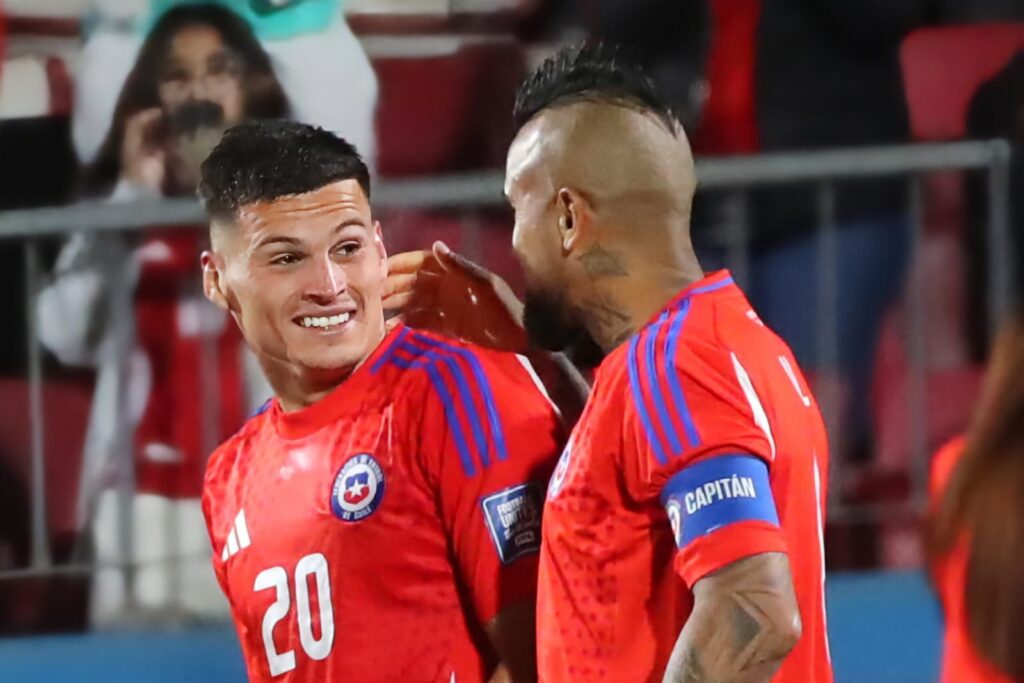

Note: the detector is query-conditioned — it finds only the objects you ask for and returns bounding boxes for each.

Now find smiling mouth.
[298,312,352,331]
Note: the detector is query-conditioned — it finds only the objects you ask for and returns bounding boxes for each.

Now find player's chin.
[294,344,366,372]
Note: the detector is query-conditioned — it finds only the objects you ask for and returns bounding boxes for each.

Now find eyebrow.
[252,217,368,250]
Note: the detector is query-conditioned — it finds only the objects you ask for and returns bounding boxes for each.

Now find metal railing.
[0,139,1014,588]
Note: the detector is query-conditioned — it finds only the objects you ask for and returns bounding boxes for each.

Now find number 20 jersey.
[203,325,564,682]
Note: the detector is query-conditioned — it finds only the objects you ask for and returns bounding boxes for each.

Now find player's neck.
[580,252,703,353]
[263,357,367,413]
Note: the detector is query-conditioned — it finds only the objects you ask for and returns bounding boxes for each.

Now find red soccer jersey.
[930,437,1014,683]
[203,325,564,682]
[538,271,832,682]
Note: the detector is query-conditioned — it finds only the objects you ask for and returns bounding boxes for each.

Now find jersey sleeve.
[620,332,788,587]
[420,346,564,626]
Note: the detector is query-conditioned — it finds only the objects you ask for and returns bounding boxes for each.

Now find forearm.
[662,553,801,683]
[484,600,538,683]
[487,663,515,683]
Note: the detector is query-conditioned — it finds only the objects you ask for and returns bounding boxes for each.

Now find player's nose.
[304,253,348,303]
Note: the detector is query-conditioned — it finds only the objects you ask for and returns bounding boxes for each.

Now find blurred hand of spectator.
[120,107,167,193]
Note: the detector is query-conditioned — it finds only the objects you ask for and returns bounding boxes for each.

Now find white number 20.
[253,553,335,677]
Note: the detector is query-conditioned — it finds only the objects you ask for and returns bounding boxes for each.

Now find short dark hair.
[513,43,677,133]
[199,119,371,221]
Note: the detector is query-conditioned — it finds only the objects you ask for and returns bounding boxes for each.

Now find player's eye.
[334,241,362,257]
[270,252,301,266]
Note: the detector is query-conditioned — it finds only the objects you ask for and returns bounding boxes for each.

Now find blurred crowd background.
[0,0,1021,680]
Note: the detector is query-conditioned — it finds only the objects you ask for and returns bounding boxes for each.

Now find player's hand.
[383,241,530,354]
[121,108,168,193]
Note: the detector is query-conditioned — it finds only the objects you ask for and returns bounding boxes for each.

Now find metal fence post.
[815,182,841,510]
[986,140,1015,334]
[24,239,51,570]
[907,176,929,502]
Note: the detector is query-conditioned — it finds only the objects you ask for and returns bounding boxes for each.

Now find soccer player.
[196,120,564,682]
[929,303,1024,683]
[389,45,833,682]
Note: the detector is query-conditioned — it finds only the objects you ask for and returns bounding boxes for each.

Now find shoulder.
[620,305,730,414]
[384,327,553,410]
[204,410,271,502]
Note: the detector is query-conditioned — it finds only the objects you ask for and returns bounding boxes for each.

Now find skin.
[384,245,588,427]
[124,25,245,193]
[202,179,537,681]
[663,554,802,683]
[202,179,389,412]
[504,100,705,353]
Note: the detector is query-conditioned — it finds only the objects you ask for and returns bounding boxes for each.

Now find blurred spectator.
[74,0,377,167]
[928,301,1024,682]
[37,3,287,623]
[746,0,923,463]
[964,50,1024,361]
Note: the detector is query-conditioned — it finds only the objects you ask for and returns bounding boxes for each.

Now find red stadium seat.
[0,379,91,539]
[901,23,1024,141]
[374,40,526,176]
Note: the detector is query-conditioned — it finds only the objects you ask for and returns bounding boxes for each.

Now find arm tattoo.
[663,553,801,683]
[676,644,706,683]
[577,244,628,280]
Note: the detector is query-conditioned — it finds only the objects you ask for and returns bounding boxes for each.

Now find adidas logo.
[221,509,251,561]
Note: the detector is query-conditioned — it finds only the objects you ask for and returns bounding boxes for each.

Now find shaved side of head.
[507,44,705,353]
[509,101,697,244]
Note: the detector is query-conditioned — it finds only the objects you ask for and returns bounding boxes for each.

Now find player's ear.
[201,250,229,311]
[373,220,388,275]
[556,187,588,256]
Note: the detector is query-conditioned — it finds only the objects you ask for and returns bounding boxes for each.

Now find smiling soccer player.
[197,120,563,683]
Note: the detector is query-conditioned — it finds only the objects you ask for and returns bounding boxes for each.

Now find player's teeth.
[302,313,351,329]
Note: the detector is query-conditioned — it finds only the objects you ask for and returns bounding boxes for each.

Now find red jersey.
[538,271,832,682]
[930,437,1014,683]
[203,325,564,682]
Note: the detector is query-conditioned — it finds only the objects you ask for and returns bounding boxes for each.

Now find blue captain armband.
[661,454,779,549]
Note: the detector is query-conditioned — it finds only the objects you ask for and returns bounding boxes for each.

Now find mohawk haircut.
[513,44,678,133]
[199,119,371,221]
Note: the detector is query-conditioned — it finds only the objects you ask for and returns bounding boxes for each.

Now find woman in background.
[929,302,1024,682]
[38,4,287,625]
[74,0,378,168]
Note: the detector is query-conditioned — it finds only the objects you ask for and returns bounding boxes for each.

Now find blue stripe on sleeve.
[411,334,508,463]
[370,327,410,374]
[688,277,734,297]
[645,312,684,457]
[398,341,491,470]
[628,334,669,465]
[664,301,701,448]
[389,352,477,477]
[660,454,778,548]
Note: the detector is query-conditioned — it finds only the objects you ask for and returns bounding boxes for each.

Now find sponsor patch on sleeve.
[481,483,544,564]
[661,454,778,548]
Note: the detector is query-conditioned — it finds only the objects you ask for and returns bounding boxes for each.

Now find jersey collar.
[595,270,737,379]
[270,324,406,440]
[647,270,736,327]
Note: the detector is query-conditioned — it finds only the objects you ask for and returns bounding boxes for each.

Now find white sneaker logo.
[221,509,252,561]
